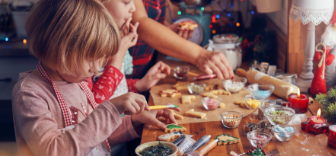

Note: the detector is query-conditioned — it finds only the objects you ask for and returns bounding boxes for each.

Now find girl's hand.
[135,61,170,92]
[108,92,149,115]
[131,108,181,129]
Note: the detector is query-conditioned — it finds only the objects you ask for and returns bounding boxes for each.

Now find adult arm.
[131,0,234,79]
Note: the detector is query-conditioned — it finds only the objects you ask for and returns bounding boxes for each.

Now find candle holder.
[328,125,336,148]
[288,93,309,113]
[301,117,329,135]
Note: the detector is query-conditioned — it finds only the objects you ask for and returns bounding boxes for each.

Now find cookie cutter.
[244,121,273,135]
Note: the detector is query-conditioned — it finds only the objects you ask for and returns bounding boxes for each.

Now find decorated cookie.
[216,134,240,145]
[179,21,198,30]
[184,109,206,119]
[182,95,196,104]
[234,100,246,108]
[211,89,231,96]
[158,131,184,141]
[160,89,181,98]
[245,146,267,156]
[165,124,187,133]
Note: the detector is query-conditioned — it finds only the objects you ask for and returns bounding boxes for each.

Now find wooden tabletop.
[140,56,336,156]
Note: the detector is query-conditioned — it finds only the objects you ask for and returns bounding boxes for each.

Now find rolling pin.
[191,139,218,156]
[235,68,247,77]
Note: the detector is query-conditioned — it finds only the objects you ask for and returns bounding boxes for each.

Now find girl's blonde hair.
[26,0,120,75]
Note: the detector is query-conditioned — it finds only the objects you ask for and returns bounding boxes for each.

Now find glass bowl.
[135,141,178,156]
[244,95,265,109]
[221,111,243,128]
[264,106,295,125]
[222,76,247,93]
[202,97,221,110]
[247,129,273,148]
[247,84,274,99]
[173,66,189,80]
[187,83,206,95]
[272,124,297,141]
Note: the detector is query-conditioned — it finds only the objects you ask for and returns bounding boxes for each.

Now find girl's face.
[104,0,136,30]
[58,59,102,83]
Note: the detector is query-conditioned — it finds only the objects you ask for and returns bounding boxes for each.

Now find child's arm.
[91,65,124,104]
[134,61,171,92]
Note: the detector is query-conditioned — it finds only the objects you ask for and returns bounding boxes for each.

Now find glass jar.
[212,34,242,70]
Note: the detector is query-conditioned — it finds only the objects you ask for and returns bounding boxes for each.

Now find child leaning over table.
[87,0,171,103]
[12,0,179,155]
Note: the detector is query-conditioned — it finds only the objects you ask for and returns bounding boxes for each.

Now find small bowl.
[222,76,247,93]
[202,97,221,110]
[244,95,265,109]
[272,124,297,141]
[247,129,273,148]
[264,106,295,125]
[187,83,206,95]
[221,111,243,128]
[173,66,189,80]
[247,84,274,99]
[135,141,178,156]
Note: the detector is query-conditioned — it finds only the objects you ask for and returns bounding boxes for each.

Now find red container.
[328,125,336,148]
[301,118,328,135]
[288,93,309,113]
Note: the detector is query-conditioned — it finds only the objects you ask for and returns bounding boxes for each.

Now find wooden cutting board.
[149,79,257,124]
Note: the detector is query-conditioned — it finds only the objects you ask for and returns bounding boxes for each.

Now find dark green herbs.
[270,110,289,124]
[139,142,174,156]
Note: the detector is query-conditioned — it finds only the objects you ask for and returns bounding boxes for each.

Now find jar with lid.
[212,34,242,70]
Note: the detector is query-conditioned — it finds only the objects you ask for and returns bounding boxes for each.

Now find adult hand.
[168,23,194,40]
[109,92,149,115]
[195,50,234,80]
[131,107,181,129]
[135,61,170,92]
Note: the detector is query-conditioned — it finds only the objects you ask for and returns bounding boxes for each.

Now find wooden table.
[140,57,336,156]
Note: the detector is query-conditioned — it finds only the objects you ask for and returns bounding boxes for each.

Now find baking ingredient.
[138,142,173,156]
[190,84,204,94]
[205,99,218,110]
[269,110,289,124]
[223,80,244,93]
[246,98,261,108]
[222,114,241,128]
[249,135,268,148]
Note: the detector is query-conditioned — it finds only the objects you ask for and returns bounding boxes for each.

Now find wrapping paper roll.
[246,69,299,100]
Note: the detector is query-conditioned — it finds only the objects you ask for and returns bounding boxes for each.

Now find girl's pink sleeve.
[92,65,124,104]
[126,79,139,93]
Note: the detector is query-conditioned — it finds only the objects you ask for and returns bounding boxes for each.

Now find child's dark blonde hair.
[26,0,120,75]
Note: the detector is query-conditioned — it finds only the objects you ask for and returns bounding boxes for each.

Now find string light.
[216,15,220,19]
[229,23,233,27]
[209,25,212,28]
[251,11,255,15]
[231,4,234,7]
[227,13,231,17]
[236,22,240,27]
[201,7,204,11]
[212,30,216,34]
[23,39,27,45]
[212,15,216,23]
[5,37,8,42]
[177,11,181,15]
